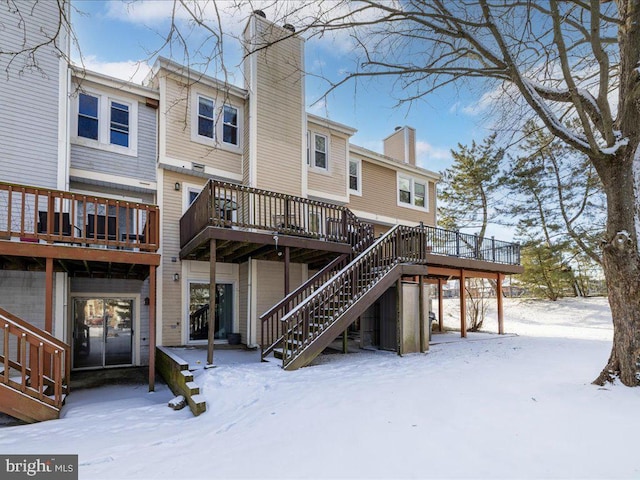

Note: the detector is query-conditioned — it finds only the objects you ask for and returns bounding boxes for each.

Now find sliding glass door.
[188,283,233,342]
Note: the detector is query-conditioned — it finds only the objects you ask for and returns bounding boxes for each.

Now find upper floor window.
[198,96,215,139]
[110,101,130,147]
[192,93,242,150]
[349,158,361,195]
[78,93,99,140]
[73,90,138,156]
[398,174,429,211]
[223,105,239,146]
[310,133,328,170]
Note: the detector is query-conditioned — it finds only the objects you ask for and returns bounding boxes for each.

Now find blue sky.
[71,1,496,174]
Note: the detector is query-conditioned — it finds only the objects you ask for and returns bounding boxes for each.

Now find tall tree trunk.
[594,0,640,387]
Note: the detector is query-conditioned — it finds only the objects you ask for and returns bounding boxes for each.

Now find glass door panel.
[73,297,133,369]
[104,299,133,366]
[188,283,233,342]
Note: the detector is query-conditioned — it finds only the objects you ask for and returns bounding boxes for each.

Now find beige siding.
[384,129,405,162]
[251,17,304,196]
[347,159,436,227]
[163,75,243,177]
[239,262,249,344]
[254,260,304,345]
[308,127,348,199]
[408,128,416,166]
[160,170,209,345]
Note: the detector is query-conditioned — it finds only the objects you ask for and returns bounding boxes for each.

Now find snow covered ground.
[3,297,640,479]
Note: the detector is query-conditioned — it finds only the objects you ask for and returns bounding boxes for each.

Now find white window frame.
[348,158,362,196]
[196,95,215,140]
[191,91,243,152]
[222,104,239,147]
[397,173,429,212]
[71,88,138,157]
[309,132,329,171]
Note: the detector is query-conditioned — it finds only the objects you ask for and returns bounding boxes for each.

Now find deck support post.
[207,239,216,366]
[343,329,348,354]
[396,278,403,356]
[497,273,504,335]
[438,278,444,332]
[149,265,156,391]
[419,275,425,352]
[460,270,467,338]
[45,257,54,334]
[284,246,290,297]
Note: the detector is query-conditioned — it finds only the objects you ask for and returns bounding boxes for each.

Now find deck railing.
[180,180,375,250]
[0,307,70,411]
[0,182,159,252]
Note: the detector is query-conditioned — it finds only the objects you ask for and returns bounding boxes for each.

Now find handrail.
[180,179,375,250]
[0,307,69,410]
[260,253,350,359]
[278,224,427,367]
[0,181,159,252]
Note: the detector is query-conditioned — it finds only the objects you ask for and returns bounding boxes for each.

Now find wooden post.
[438,278,444,332]
[460,270,467,338]
[342,329,348,354]
[497,273,504,335]
[419,275,425,353]
[45,257,54,334]
[207,239,216,365]
[284,246,290,297]
[149,265,156,391]
[396,279,403,356]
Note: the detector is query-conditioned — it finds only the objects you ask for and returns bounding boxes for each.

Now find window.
[223,105,238,146]
[349,158,362,195]
[414,181,426,208]
[312,133,328,169]
[399,177,412,204]
[398,175,429,210]
[73,90,137,156]
[198,96,214,139]
[78,93,99,140]
[110,101,130,147]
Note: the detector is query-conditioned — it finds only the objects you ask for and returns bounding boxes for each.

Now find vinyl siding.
[239,262,249,344]
[0,2,61,188]
[160,170,207,345]
[384,130,405,163]
[307,128,348,200]
[163,75,243,177]
[70,278,150,366]
[347,158,436,226]
[254,260,304,345]
[251,17,304,196]
[70,102,157,183]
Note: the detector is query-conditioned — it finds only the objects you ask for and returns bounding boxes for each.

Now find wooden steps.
[0,382,63,423]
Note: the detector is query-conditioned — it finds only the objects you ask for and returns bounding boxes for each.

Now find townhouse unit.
[0,7,522,423]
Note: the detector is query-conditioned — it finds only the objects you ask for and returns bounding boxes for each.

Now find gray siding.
[70,103,157,183]
[0,2,62,188]
[70,277,150,366]
[0,271,46,330]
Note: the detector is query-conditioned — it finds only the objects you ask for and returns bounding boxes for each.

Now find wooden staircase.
[264,224,430,370]
[0,307,70,423]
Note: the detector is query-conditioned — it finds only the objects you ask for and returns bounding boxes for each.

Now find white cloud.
[416,140,452,170]
[78,55,151,85]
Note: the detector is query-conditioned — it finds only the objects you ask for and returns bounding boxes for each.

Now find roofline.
[306,113,358,136]
[150,56,248,99]
[349,144,441,181]
[70,65,160,100]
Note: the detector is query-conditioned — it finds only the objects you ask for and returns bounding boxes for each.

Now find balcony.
[0,181,160,279]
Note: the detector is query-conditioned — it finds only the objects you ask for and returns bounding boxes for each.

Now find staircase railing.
[260,253,351,359]
[0,307,69,411]
[279,224,428,368]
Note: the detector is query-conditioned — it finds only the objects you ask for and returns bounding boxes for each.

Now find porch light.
[173,273,180,281]
[174,182,181,191]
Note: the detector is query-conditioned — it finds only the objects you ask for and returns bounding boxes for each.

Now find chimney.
[384,126,416,166]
